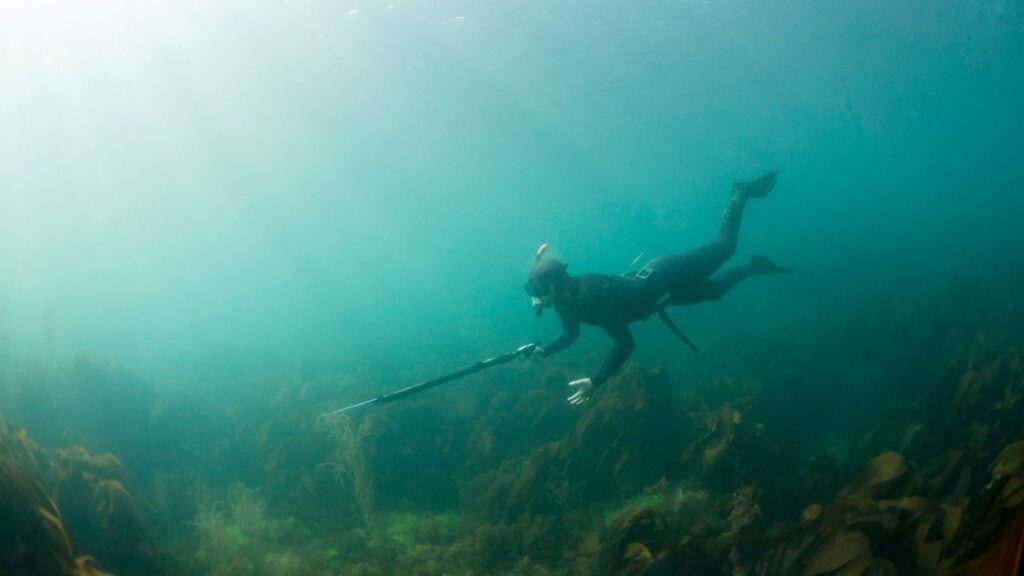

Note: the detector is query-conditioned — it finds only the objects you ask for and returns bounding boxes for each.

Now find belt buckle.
[636,266,654,280]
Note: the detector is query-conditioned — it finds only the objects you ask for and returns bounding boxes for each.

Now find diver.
[525,171,793,406]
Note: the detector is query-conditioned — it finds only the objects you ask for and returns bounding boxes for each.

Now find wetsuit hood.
[528,258,567,285]
[526,257,568,316]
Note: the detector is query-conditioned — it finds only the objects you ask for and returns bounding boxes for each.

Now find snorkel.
[532,240,548,315]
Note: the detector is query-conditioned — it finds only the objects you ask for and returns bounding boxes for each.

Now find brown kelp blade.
[971,510,1024,576]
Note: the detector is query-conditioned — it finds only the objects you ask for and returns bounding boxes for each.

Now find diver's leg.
[645,172,777,289]
[668,255,794,305]
[715,171,778,260]
[665,265,754,305]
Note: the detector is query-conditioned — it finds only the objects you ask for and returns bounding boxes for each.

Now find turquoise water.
[1,1,1023,574]
[3,0,1021,372]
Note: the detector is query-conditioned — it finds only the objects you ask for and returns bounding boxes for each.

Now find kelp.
[600,507,669,575]
[0,422,45,481]
[740,337,1024,576]
[0,426,126,576]
[0,456,77,575]
[50,445,167,576]
[465,368,575,473]
[925,336,1024,461]
[72,557,113,576]
[753,452,958,575]
[935,465,1024,574]
[316,412,376,531]
[463,366,675,521]
[2,296,1024,575]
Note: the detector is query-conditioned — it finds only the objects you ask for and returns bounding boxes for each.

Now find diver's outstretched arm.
[591,324,636,387]
[539,311,580,358]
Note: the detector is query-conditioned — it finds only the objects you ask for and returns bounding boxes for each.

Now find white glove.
[529,346,546,363]
[567,378,594,406]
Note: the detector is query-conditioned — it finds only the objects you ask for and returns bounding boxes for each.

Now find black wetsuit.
[540,189,765,386]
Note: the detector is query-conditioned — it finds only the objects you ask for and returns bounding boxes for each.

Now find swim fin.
[733,171,777,198]
[750,255,795,274]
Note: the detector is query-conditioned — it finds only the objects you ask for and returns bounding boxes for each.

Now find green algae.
[192,482,310,576]
[380,511,461,547]
[601,494,666,525]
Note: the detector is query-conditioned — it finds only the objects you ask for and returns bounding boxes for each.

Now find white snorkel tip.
[535,243,551,263]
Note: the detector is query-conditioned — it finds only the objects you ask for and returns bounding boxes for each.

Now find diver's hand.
[529,346,546,363]
[516,344,545,362]
[567,378,594,406]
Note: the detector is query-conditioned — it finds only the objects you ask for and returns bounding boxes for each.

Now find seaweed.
[3,281,1024,576]
[316,412,376,531]
[0,455,77,575]
[48,445,169,575]
[191,481,305,576]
